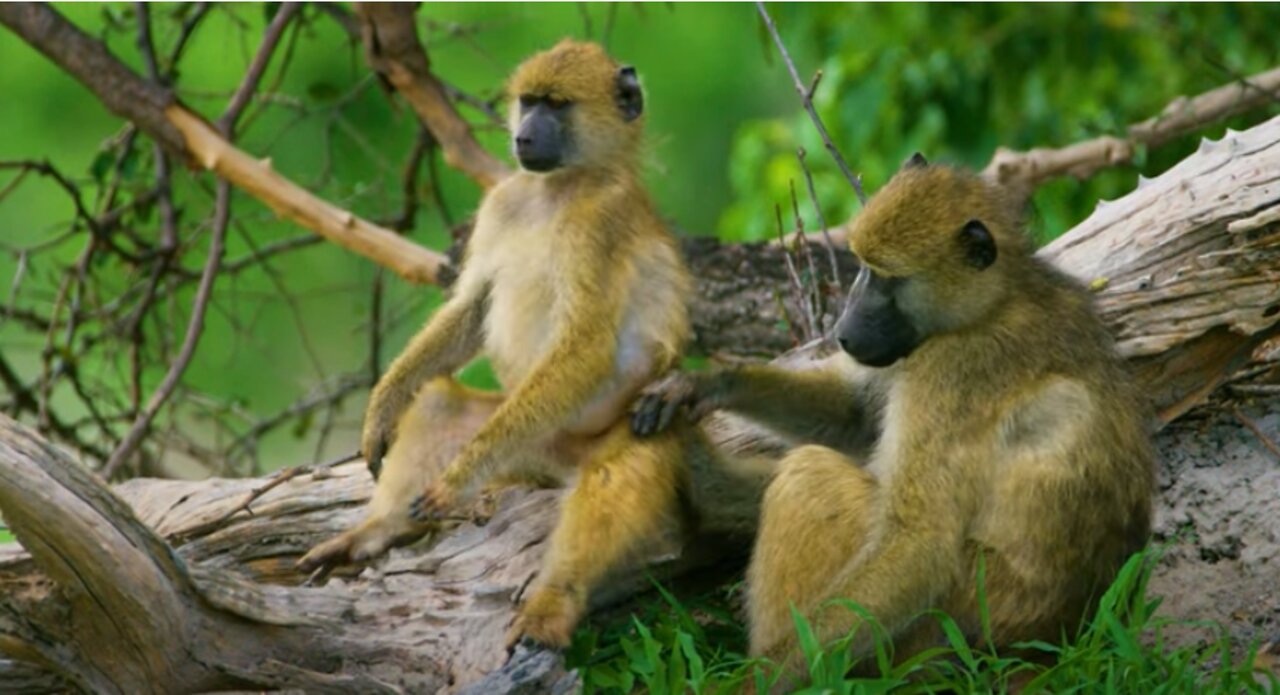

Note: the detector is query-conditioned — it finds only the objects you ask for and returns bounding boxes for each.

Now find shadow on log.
[2,116,1280,693]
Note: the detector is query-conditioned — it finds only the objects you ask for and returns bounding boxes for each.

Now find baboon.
[633,157,1154,676]
[299,40,711,647]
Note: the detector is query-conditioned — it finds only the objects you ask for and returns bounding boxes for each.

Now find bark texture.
[2,113,1280,695]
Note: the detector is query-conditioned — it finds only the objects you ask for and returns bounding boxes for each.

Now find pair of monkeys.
[298,40,1155,675]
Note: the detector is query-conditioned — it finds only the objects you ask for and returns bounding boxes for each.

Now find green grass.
[0,528,12,544]
[567,552,1277,694]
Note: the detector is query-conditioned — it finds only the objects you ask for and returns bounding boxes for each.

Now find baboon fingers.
[360,435,388,479]
[656,394,684,432]
[295,538,350,573]
[629,393,662,436]
[407,483,455,523]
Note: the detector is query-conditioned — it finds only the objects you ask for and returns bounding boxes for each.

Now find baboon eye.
[959,220,997,270]
[545,95,570,109]
[519,94,538,109]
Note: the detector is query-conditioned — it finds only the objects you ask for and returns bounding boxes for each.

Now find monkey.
[631,156,1155,679]
[296,40,714,648]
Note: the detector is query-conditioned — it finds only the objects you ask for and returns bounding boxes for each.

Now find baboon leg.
[748,445,877,665]
[297,378,503,570]
[507,423,688,648]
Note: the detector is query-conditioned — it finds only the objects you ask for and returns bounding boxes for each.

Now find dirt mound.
[1151,400,1280,651]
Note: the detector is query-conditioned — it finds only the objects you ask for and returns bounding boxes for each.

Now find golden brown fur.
[636,163,1154,677]
[298,40,700,647]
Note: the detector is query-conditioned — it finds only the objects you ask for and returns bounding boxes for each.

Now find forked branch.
[356,3,511,189]
[0,2,448,286]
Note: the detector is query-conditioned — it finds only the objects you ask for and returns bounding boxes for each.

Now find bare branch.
[755,2,866,205]
[217,2,300,137]
[168,106,448,284]
[101,181,230,479]
[355,3,511,189]
[0,2,449,287]
[984,65,1280,194]
[796,147,842,287]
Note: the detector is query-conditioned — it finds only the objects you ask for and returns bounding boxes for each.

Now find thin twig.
[134,3,161,82]
[796,147,842,287]
[774,204,817,340]
[225,373,368,470]
[755,2,866,205]
[134,6,181,419]
[217,2,299,137]
[102,181,231,479]
[213,450,362,526]
[385,126,431,232]
[1233,406,1280,461]
[0,354,109,461]
[789,179,823,336]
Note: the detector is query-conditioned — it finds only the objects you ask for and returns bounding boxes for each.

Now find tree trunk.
[2,116,1279,694]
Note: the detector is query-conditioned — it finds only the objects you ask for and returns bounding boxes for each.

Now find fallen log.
[2,116,1279,693]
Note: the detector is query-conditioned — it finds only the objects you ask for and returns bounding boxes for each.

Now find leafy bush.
[569,551,1277,694]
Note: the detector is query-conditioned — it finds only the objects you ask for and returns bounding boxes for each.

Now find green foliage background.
[1,3,1279,477]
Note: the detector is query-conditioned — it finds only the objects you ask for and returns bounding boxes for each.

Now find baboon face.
[509,40,644,173]
[838,159,1009,368]
[835,264,918,367]
[514,94,574,172]
[836,219,996,367]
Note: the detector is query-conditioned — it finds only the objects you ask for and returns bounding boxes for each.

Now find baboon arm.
[712,355,879,450]
[377,280,488,403]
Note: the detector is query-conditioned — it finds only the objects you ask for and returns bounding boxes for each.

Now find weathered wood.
[2,119,1280,693]
[1041,116,1280,420]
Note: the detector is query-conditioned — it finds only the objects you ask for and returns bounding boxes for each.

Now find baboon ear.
[903,152,929,169]
[959,219,997,270]
[616,66,643,121]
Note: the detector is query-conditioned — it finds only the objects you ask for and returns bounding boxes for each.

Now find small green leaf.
[90,150,113,184]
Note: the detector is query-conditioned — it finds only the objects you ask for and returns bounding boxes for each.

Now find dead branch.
[0,2,448,287]
[755,2,867,205]
[0,414,404,693]
[984,65,1280,195]
[101,182,230,480]
[793,65,1280,251]
[1039,116,1280,421]
[355,3,511,189]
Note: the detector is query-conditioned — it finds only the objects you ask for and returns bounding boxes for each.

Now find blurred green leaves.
[720,4,1280,243]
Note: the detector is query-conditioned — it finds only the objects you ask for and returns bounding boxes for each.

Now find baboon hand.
[408,480,458,523]
[630,371,714,436]
[360,388,403,479]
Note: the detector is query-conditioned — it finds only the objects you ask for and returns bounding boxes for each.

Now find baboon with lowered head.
[633,156,1155,677]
